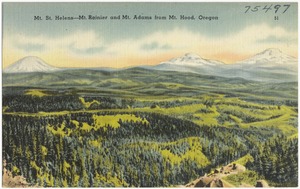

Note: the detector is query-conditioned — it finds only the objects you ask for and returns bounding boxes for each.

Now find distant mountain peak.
[4,56,59,73]
[236,48,297,65]
[161,53,224,67]
[184,53,202,59]
[259,48,282,56]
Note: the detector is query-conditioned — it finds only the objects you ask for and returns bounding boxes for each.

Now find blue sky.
[3,2,298,68]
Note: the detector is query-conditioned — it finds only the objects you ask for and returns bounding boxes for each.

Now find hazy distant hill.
[3,48,297,82]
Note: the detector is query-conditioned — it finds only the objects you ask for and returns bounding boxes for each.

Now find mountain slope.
[222,48,298,82]
[3,48,297,82]
[4,56,59,73]
[152,53,225,75]
[149,49,297,82]
[160,53,224,66]
[236,48,297,67]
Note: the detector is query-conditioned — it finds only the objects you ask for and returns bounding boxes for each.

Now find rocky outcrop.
[194,176,214,187]
[2,160,31,188]
[255,180,269,187]
[185,163,269,188]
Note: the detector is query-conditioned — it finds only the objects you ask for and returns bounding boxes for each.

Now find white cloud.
[219,23,297,54]
[3,23,297,67]
[63,30,104,52]
[5,30,105,56]
[105,24,297,60]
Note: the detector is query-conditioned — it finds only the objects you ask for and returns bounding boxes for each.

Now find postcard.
[2,2,298,187]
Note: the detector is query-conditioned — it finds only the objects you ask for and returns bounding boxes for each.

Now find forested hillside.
[2,69,298,187]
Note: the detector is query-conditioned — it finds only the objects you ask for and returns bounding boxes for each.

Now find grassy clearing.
[241,106,297,135]
[217,97,273,110]
[25,89,48,97]
[6,93,297,137]
[125,137,210,168]
[93,114,149,130]
[193,106,220,126]
[161,137,210,167]
[232,154,254,166]
[47,114,149,136]
[79,97,100,109]
[47,122,71,137]
[153,104,205,115]
[223,170,259,187]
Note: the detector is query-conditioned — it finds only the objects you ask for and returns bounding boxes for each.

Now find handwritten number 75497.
[245,4,290,13]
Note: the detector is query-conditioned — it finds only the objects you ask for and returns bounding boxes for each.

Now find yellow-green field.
[5,94,297,137]
[25,89,49,97]
[47,114,149,137]
[124,137,210,168]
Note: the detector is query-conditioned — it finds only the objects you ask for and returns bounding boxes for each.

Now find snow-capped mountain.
[150,49,297,82]
[152,53,225,74]
[4,56,59,73]
[221,48,297,82]
[160,53,224,66]
[235,48,297,68]
[3,48,297,83]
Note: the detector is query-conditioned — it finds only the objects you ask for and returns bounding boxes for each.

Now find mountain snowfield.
[152,53,225,76]
[3,56,59,73]
[153,48,297,82]
[219,48,298,82]
[160,53,224,66]
[235,48,297,68]
[3,48,297,82]
[157,48,296,68]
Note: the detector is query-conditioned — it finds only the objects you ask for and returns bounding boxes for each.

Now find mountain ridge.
[160,53,225,66]
[235,48,297,66]
[151,48,297,82]
[4,56,59,73]
[4,48,297,82]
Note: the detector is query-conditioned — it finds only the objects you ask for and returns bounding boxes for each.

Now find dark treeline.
[3,111,297,187]
[3,95,83,113]
[3,94,203,112]
[3,95,130,113]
